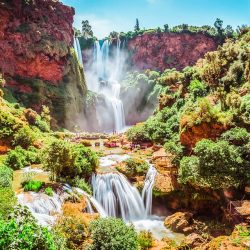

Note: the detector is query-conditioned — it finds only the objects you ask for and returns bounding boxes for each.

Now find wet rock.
[164,212,193,233]
[182,233,205,248]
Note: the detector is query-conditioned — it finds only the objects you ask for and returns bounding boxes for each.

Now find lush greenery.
[122,157,149,177]
[89,217,138,250]
[0,206,65,250]
[42,139,98,181]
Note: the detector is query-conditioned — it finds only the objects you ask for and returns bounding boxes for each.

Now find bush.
[44,187,53,196]
[178,139,245,189]
[23,180,44,192]
[35,117,50,132]
[188,79,207,99]
[42,139,98,181]
[138,231,153,250]
[89,217,138,250]
[80,140,92,147]
[0,187,16,218]
[221,127,249,146]
[126,123,151,143]
[123,157,149,177]
[4,146,40,170]
[13,126,35,149]
[0,110,16,139]
[0,165,13,188]
[0,205,61,250]
[4,147,27,170]
[72,177,92,195]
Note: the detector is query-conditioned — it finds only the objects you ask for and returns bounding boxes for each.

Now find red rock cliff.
[0,0,87,128]
[128,32,218,71]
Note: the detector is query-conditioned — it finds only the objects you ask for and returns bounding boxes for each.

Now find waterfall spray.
[74,37,83,66]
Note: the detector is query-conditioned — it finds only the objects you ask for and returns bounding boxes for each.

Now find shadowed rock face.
[128,32,219,71]
[0,0,87,129]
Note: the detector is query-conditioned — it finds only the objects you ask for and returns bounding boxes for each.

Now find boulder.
[164,212,193,233]
[182,233,205,248]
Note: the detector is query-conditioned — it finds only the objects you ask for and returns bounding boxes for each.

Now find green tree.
[134,18,140,32]
[164,24,169,32]
[214,18,223,36]
[81,20,93,38]
[178,139,245,189]
[89,217,138,250]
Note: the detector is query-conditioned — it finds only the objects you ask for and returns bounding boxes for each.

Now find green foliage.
[123,157,149,177]
[0,165,13,188]
[72,177,92,195]
[164,135,184,166]
[4,146,40,170]
[179,139,246,189]
[221,127,249,146]
[13,126,35,149]
[0,110,16,139]
[23,180,44,192]
[180,98,233,130]
[188,79,207,99]
[44,187,53,196]
[42,139,98,181]
[0,188,16,218]
[126,123,151,143]
[0,205,61,250]
[138,231,153,250]
[89,217,138,250]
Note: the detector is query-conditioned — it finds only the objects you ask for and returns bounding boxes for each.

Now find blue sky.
[61,0,250,38]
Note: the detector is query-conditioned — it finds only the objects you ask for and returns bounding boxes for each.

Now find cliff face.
[128,32,218,71]
[0,0,87,129]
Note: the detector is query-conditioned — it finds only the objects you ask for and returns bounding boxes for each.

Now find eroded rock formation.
[128,32,219,71]
[0,0,87,128]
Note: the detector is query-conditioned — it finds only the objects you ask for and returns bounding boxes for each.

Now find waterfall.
[90,39,126,132]
[74,37,83,66]
[142,165,157,215]
[17,192,65,226]
[92,172,147,220]
[91,165,157,220]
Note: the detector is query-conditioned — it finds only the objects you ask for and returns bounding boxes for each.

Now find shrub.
[4,146,40,170]
[164,136,184,166]
[23,180,44,192]
[123,157,149,177]
[13,126,35,149]
[72,177,92,195]
[126,123,151,143]
[178,139,245,189]
[138,231,153,250]
[0,205,61,250]
[89,217,138,250]
[80,139,92,147]
[0,110,16,139]
[42,139,98,181]
[4,147,27,170]
[44,187,53,196]
[35,117,50,132]
[188,79,207,99]
[0,187,16,218]
[221,127,249,146]
[0,165,13,188]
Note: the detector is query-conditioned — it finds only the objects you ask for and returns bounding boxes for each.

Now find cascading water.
[92,172,147,220]
[74,37,84,66]
[142,165,158,215]
[90,38,126,132]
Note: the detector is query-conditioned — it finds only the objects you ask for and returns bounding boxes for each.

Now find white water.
[142,165,158,215]
[92,172,147,220]
[90,39,126,132]
[17,191,65,226]
[74,37,83,66]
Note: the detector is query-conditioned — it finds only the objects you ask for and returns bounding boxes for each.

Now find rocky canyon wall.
[127,32,219,71]
[0,0,87,129]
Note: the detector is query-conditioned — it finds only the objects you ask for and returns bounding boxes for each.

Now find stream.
[16,154,184,242]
